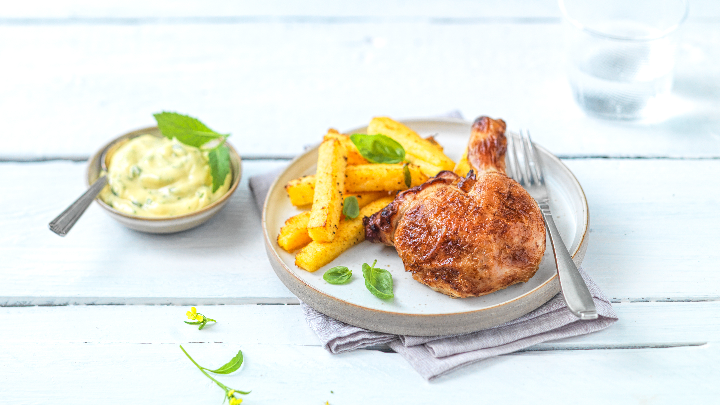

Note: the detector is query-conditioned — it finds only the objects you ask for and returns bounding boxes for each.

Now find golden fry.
[295,197,395,272]
[285,175,315,207]
[344,164,426,192]
[277,211,312,252]
[307,139,347,243]
[453,149,472,177]
[277,191,389,253]
[323,129,368,166]
[367,117,455,176]
[286,164,426,204]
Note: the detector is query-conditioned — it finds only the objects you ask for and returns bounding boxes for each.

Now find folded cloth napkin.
[249,118,618,381]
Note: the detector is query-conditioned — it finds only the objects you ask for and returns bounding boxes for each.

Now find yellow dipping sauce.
[100,134,231,217]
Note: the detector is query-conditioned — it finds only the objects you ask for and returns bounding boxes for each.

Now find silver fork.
[507,130,598,320]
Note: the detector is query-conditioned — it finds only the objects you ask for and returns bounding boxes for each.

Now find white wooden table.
[2,1,719,403]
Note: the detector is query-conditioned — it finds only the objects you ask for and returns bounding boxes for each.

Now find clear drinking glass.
[559,0,688,120]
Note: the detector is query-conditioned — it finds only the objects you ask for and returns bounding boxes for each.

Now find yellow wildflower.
[186,307,198,320]
[229,398,243,405]
[227,390,235,397]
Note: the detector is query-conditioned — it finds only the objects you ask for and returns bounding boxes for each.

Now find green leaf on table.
[349,134,405,164]
[323,266,353,285]
[153,111,229,148]
[403,162,412,188]
[184,321,203,325]
[362,260,394,300]
[202,349,244,375]
[342,196,360,219]
[179,345,252,400]
[208,145,231,192]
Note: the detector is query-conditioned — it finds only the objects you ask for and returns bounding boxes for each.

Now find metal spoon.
[48,139,127,236]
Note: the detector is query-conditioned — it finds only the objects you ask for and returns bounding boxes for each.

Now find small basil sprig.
[154,111,229,148]
[402,162,412,188]
[342,196,360,219]
[323,266,353,284]
[207,144,231,193]
[362,260,394,300]
[154,111,231,192]
[179,345,250,404]
[350,134,405,164]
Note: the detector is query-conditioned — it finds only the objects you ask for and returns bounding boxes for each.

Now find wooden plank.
[2,0,718,20]
[565,159,720,302]
[1,159,720,304]
[0,22,718,160]
[0,341,717,403]
[0,160,293,305]
[1,302,718,347]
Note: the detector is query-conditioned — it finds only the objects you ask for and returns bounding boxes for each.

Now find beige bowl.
[87,126,242,234]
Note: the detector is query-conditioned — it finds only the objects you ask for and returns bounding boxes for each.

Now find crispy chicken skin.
[364,117,546,298]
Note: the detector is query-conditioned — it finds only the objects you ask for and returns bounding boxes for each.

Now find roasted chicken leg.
[364,117,546,298]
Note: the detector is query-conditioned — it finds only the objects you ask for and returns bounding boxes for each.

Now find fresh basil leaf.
[342,196,360,219]
[403,163,411,188]
[202,350,244,375]
[153,111,229,148]
[208,145,231,192]
[350,134,405,164]
[362,260,394,300]
[323,266,352,285]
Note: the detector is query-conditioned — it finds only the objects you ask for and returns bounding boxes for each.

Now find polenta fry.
[277,191,389,252]
[323,129,368,166]
[344,164,426,192]
[285,175,315,207]
[367,117,455,176]
[285,164,426,205]
[277,211,312,252]
[453,149,472,177]
[307,138,347,243]
[295,197,395,272]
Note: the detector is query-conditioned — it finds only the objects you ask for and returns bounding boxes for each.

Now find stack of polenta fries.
[278,117,458,272]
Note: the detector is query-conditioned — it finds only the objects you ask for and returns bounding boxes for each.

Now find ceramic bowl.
[87,126,242,234]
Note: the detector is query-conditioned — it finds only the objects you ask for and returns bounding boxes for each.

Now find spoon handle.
[49,176,108,236]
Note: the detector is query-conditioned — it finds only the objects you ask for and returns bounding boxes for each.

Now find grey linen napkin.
[249,123,617,381]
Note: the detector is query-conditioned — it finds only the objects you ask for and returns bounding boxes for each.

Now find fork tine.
[505,132,520,181]
[522,130,545,186]
[517,131,534,186]
[509,132,525,184]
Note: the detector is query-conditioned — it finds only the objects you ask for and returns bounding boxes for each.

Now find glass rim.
[558,0,689,41]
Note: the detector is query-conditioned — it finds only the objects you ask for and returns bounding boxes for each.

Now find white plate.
[263,118,589,336]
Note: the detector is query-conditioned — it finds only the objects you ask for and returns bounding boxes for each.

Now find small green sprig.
[323,266,352,285]
[179,345,250,404]
[153,111,231,192]
[342,196,359,219]
[185,307,216,330]
[362,260,394,300]
[402,162,412,188]
[323,260,395,299]
[350,133,413,189]
[349,134,405,164]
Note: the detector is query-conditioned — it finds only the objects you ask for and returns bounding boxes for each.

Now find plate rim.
[262,118,589,335]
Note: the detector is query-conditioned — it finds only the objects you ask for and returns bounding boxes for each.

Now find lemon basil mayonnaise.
[99,134,230,217]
